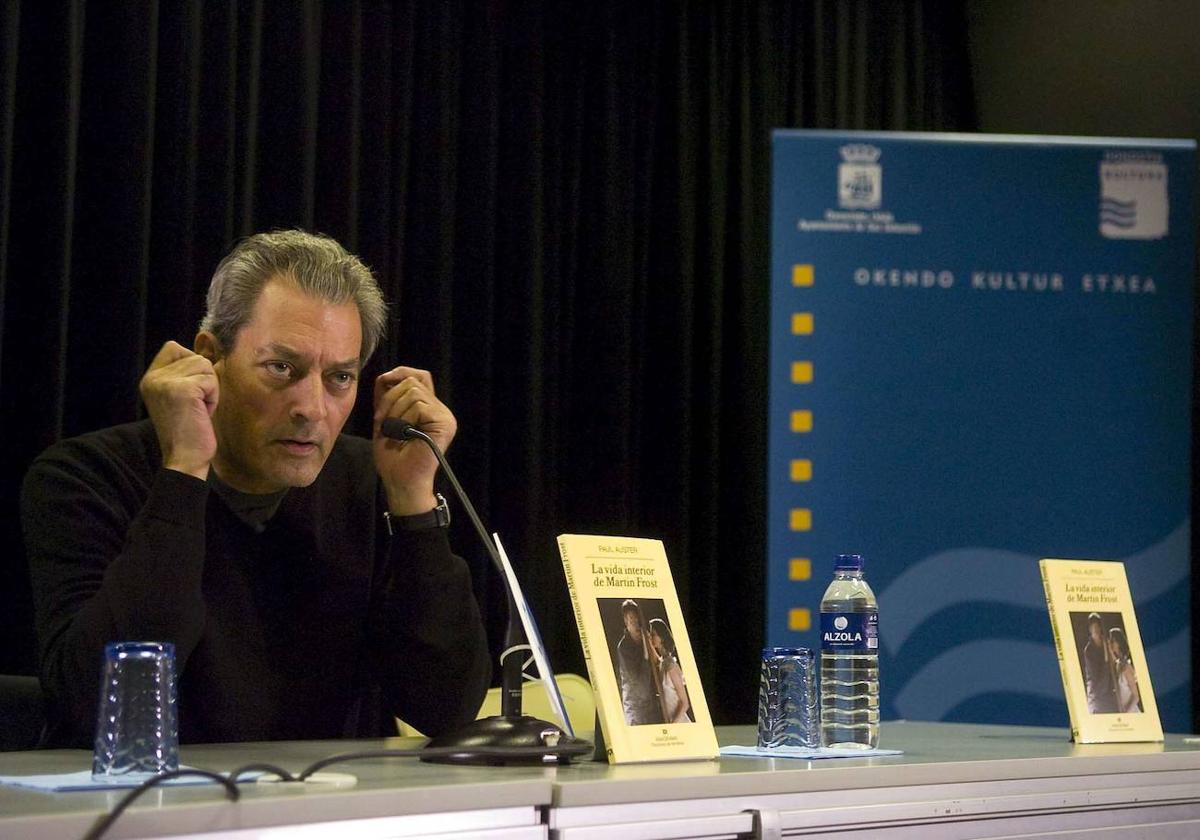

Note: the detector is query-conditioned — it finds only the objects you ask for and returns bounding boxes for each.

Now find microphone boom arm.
[379,418,589,763]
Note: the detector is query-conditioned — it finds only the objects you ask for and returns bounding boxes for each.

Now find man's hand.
[373,366,457,515]
[139,341,219,480]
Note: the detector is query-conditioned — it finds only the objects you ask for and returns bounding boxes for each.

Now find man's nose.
[291,373,328,422]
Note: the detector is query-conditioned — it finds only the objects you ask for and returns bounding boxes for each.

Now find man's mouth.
[278,439,320,456]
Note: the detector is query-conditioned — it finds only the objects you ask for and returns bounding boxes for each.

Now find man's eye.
[330,371,357,388]
[265,361,293,378]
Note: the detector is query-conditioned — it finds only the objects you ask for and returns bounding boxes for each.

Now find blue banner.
[768,130,1195,732]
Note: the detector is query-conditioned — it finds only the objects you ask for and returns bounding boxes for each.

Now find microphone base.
[420,715,592,765]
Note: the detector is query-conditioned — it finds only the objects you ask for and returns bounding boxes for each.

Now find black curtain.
[0,0,975,724]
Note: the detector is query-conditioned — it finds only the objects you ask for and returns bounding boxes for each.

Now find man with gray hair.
[22,229,490,746]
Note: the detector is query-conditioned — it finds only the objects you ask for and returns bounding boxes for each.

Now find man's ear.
[194,331,220,363]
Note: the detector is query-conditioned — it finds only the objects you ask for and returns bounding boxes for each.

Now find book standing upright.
[1040,558,1163,743]
[558,534,718,763]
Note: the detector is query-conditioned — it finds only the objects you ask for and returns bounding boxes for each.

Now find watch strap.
[384,492,450,534]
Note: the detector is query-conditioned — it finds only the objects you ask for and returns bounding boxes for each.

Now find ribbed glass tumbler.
[757,646,819,749]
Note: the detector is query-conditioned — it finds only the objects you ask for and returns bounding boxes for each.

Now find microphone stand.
[380,419,591,765]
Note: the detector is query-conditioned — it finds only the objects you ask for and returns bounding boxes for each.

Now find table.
[548,721,1200,839]
[2,723,1199,839]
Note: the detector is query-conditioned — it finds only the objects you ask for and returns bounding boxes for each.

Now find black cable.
[295,747,426,779]
[80,769,239,840]
[228,762,296,783]
[79,743,592,840]
[295,744,592,779]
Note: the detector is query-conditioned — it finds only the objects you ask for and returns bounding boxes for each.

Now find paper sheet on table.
[493,532,574,737]
[720,745,903,759]
[0,768,245,792]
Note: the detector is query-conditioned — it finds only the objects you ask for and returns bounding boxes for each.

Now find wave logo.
[878,521,1190,731]
[1099,153,1168,239]
[839,144,881,209]
[834,616,848,631]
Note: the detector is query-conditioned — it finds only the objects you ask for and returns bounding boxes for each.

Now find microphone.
[379,418,417,440]
[379,418,590,765]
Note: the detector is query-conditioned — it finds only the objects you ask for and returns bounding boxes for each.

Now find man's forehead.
[231,279,363,362]
[248,276,358,318]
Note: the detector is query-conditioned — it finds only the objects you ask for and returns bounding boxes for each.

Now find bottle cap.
[834,553,864,571]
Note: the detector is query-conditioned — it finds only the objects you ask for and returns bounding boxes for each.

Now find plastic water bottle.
[820,554,879,748]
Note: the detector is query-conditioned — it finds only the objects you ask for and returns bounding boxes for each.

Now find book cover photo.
[1039,558,1164,743]
[558,534,719,763]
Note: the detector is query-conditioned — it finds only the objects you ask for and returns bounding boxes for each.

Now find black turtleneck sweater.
[21,420,491,747]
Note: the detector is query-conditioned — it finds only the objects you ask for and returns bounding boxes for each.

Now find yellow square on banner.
[791,313,814,335]
[789,509,811,531]
[789,608,811,631]
[789,410,813,433]
[790,459,812,482]
[791,361,813,384]
[792,264,814,287]
[789,558,811,580]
